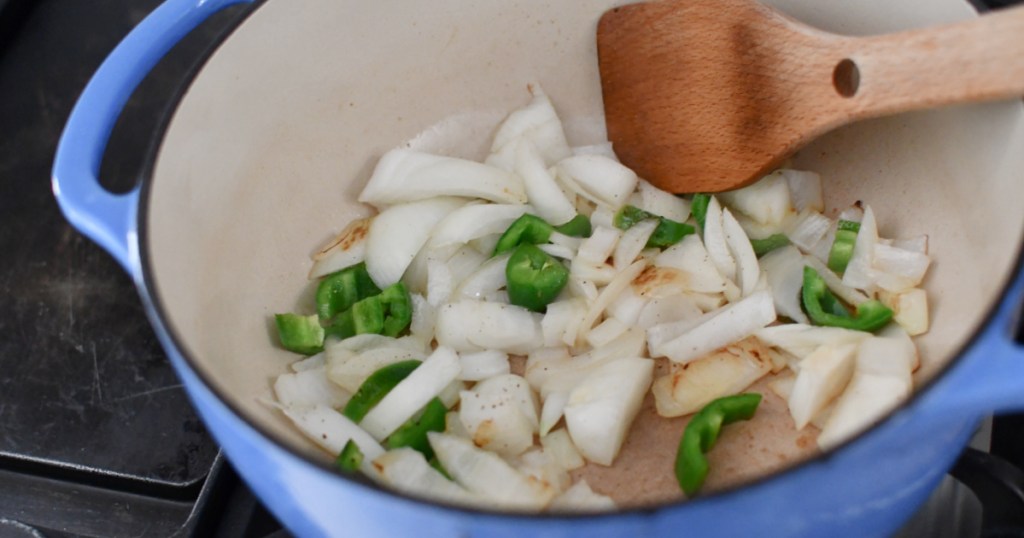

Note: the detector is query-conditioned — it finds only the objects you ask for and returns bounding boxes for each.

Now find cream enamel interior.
[147,0,1024,505]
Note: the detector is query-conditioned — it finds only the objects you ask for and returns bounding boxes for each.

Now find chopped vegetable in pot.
[267,85,933,512]
[675,393,762,496]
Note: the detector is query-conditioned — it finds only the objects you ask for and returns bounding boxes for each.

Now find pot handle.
[913,264,1024,422]
[51,0,254,273]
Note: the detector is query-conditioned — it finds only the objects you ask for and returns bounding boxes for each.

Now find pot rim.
[133,0,1024,520]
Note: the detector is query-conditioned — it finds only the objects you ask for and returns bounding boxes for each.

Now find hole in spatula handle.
[833,58,860,97]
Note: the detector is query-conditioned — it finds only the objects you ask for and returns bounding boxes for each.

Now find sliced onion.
[515,139,577,225]
[586,318,629,348]
[360,346,462,440]
[788,343,858,429]
[541,298,588,348]
[786,210,833,252]
[614,219,657,271]
[459,374,539,458]
[654,234,730,293]
[274,367,351,409]
[326,346,424,394]
[755,323,870,359]
[718,171,792,226]
[539,391,570,437]
[429,203,531,248]
[651,290,776,364]
[781,169,824,213]
[571,142,619,161]
[458,350,511,381]
[576,226,621,266]
[538,243,577,260]
[309,217,372,279]
[290,352,325,372]
[454,253,510,300]
[652,337,773,417]
[281,404,385,465]
[817,371,910,450]
[373,448,479,506]
[636,294,703,329]
[404,243,461,294]
[703,197,737,283]
[549,480,617,512]
[567,276,598,304]
[636,179,690,222]
[759,245,809,324]
[365,197,467,287]
[540,428,585,471]
[491,86,572,167]
[556,155,638,210]
[872,243,931,292]
[359,149,526,206]
[435,300,543,355]
[564,357,654,465]
[517,448,571,494]
[722,207,760,297]
[409,293,437,344]
[428,432,556,510]
[606,285,649,327]
[804,255,870,306]
[576,260,648,346]
[842,205,879,292]
[426,259,454,307]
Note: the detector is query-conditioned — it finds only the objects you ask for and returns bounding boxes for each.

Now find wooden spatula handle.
[842,5,1024,121]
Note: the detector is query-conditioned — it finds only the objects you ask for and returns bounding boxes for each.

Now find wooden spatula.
[598,0,1024,193]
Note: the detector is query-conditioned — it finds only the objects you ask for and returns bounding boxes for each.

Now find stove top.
[1,1,1022,537]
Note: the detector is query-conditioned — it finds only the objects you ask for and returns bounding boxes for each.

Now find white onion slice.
[788,343,858,429]
[549,480,617,512]
[359,149,526,206]
[781,169,824,213]
[702,197,737,283]
[429,204,531,248]
[309,217,371,279]
[571,142,619,161]
[515,140,577,225]
[556,155,638,209]
[759,246,809,324]
[459,374,539,458]
[654,234,730,293]
[722,207,760,297]
[458,350,511,381]
[428,432,556,510]
[540,428,585,471]
[576,260,648,346]
[365,196,467,287]
[786,210,833,253]
[842,205,880,291]
[290,352,325,372]
[454,253,510,300]
[564,357,654,465]
[274,367,350,409]
[373,448,479,506]
[804,256,870,306]
[281,404,385,466]
[636,179,690,222]
[755,323,870,359]
[435,300,543,355]
[360,346,461,440]
[491,86,572,166]
[651,290,776,364]
[614,219,657,270]
[718,171,792,226]
[652,337,773,417]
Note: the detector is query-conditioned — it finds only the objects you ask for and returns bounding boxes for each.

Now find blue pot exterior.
[51,0,1024,536]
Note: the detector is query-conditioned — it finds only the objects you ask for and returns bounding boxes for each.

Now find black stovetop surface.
[1,1,1023,537]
